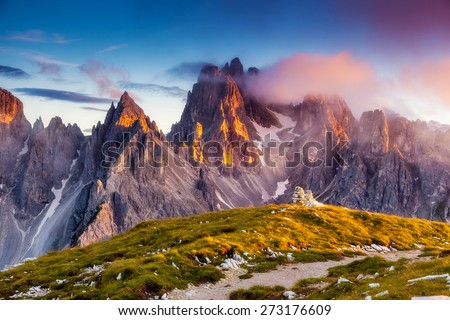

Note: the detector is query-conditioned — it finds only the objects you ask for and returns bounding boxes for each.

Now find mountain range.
[1,57,449,269]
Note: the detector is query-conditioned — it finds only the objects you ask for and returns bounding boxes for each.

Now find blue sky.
[1,0,450,132]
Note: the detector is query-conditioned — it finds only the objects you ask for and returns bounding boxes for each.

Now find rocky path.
[166,250,423,300]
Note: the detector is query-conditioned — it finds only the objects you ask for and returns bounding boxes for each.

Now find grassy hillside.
[1,204,450,300]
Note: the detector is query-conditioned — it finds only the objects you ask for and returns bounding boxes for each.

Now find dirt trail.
[167,250,422,300]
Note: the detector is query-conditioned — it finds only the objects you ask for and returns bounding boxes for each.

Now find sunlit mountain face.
[0,0,450,133]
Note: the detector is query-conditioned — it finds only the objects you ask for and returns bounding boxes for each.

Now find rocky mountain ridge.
[0,57,449,267]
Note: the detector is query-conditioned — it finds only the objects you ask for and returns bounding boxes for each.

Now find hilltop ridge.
[1,203,449,300]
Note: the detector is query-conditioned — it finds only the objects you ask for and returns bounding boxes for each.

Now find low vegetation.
[231,255,450,300]
[1,204,449,300]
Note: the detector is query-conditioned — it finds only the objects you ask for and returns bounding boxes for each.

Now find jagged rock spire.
[0,88,26,125]
[111,91,152,132]
[223,57,244,77]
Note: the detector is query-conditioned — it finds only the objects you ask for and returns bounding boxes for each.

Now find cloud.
[247,52,377,107]
[97,44,127,55]
[7,29,79,44]
[20,51,79,78]
[384,57,450,121]
[37,63,61,77]
[80,106,109,112]
[22,52,78,67]
[0,65,30,79]
[399,58,450,107]
[166,61,210,79]
[118,81,187,100]
[247,51,450,123]
[79,60,129,98]
[13,88,113,104]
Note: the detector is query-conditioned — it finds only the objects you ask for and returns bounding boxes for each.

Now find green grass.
[230,285,286,300]
[327,256,391,277]
[1,204,450,300]
[231,255,450,300]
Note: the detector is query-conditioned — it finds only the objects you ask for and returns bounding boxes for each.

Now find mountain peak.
[0,88,25,124]
[118,91,139,109]
[198,64,222,81]
[116,92,144,118]
[113,91,150,132]
[33,117,44,132]
[223,57,244,77]
[293,94,355,140]
[247,67,259,76]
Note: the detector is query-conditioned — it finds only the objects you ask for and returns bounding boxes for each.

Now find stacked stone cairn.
[292,186,323,207]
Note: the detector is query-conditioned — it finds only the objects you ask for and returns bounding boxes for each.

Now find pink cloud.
[247,52,378,108]
[79,60,129,98]
[37,62,62,77]
[247,52,450,124]
[400,58,450,107]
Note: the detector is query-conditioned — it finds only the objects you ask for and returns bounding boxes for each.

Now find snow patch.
[253,112,297,143]
[18,136,29,157]
[28,155,79,251]
[275,112,296,129]
[253,123,281,143]
[215,190,233,209]
[273,178,288,198]
[10,208,26,244]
